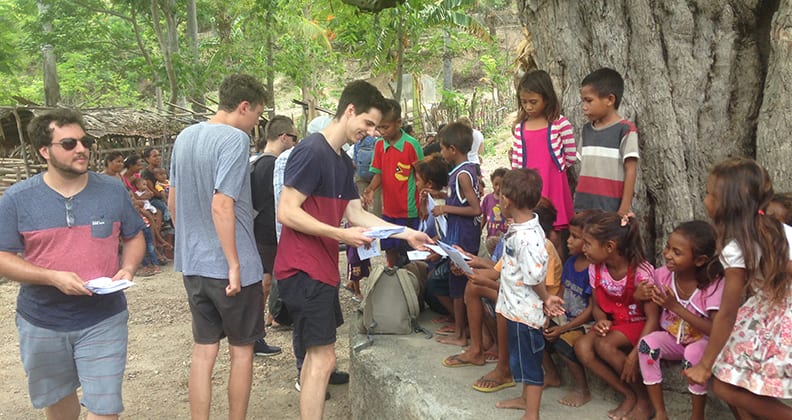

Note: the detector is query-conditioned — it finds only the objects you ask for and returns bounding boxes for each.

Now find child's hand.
[683,363,712,385]
[466,269,487,286]
[543,295,565,317]
[620,350,640,383]
[635,280,655,301]
[593,319,612,337]
[449,262,464,276]
[650,285,680,311]
[543,325,564,341]
[431,204,445,217]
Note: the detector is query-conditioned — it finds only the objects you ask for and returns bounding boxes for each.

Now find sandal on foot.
[442,354,485,368]
[472,378,516,393]
[483,351,498,363]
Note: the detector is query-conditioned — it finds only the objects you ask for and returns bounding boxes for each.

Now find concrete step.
[349,309,732,419]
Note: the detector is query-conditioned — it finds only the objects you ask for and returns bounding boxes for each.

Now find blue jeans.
[142,226,159,266]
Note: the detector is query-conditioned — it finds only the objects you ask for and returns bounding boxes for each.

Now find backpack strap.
[395,269,420,320]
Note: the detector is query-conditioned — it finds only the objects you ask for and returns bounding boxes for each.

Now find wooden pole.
[11,108,31,178]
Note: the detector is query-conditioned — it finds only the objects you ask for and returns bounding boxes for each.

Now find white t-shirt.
[467,129,484,164]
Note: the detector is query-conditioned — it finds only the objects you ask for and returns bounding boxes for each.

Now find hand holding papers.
[357,226,406,260]
[85,277,135,294]
[424,195,447,237]
[423,241,473,274]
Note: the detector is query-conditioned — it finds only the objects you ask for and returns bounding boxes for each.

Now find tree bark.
[756,0,792,191]
[38,0,60,106]
[186,0,204,112]
[517,0,769,259]
[151,0,179,111]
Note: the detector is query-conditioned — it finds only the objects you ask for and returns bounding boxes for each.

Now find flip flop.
[472,378,516,393]
[442,354,484,368]
[483,351,498,363]
[434,325,456,336]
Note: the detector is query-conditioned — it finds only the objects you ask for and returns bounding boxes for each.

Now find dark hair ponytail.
[673,221,724,290]
[585,212,647,271]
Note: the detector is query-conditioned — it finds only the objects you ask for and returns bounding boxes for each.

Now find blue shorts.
[17,310,129,414]
[380,215,418,250]
[506,319,545,386]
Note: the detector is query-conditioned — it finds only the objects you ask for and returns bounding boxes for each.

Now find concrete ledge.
[349,310,733,419]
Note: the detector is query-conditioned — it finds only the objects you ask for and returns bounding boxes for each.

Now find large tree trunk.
[517,0,777,259]
[756,0,792,191]
[186,0,204,112]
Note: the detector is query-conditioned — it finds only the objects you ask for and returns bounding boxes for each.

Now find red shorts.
[611,320,646,346]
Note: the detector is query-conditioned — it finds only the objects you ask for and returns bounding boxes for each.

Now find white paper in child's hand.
[85,277,135,294]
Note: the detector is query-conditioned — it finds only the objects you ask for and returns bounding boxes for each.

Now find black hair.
[516,70,561,123]
[581,67,625,109]
[769,192,792,225]
[381,98,402,122]
[27,108,85,151]
[671,220,724,290]
[334,80,387,119]
[103,151,124,165]
[490,167,508,182]
[217,74,269,112]
[412,153,449,189]
[534,197,558,237]
[124,154,142,169]
[569,209,604,228]
[585,212,646,272]
[437,122,472,154]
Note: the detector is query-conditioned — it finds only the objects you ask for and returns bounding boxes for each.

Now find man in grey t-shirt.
[168,74,267,420]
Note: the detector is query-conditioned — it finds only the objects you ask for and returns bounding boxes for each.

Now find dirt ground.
[0,252,356,419]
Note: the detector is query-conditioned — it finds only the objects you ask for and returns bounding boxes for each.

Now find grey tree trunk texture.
[517,0,785,259]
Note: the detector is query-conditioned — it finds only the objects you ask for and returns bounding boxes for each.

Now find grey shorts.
[16,310,129,414]
[183,275,265,346]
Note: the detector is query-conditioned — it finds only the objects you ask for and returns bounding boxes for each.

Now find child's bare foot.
[558,390,592,407]
[608,395,636,420]
[496,396,526,410]
[622,398,653,420]
[436,334,467,346]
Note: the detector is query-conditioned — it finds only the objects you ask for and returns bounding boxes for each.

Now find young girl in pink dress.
[684,158,792,419]
[637,221,724,420]
[511,70,575,232]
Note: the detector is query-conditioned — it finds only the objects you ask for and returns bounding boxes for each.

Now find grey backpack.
[358,266,421,335]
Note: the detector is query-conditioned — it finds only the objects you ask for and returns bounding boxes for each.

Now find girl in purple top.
[481,168,508,255]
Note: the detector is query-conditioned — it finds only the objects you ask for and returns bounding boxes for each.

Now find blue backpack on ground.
[354,135,377,181]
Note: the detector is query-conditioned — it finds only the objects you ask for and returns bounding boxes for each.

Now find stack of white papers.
[424,195,447,237]
[85,277,135,294]
[357,226,406,260]
[423,241,473,274]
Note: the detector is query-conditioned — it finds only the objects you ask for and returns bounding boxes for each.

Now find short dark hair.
[437,122,472,154]
[124,154,142,169]
[534,197,558,236]
[103,151,124,165]
[412,153,449,189]
[27,108,85,150]
[381,98,401,122]
[334,80,387,119]
[490,167,508,182]
[217,74,269,112]
[581,67,625,109]
[142,147,156,159]
[500,168,542,210]
[265,115,295,141]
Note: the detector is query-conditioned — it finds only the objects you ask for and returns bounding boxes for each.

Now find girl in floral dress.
[684,158,792,418]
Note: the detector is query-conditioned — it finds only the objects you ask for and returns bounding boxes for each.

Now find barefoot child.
[431,122,482,344]
[493,168,561,420]
[575,212,659,420]
[684,158,792,419]
[413,153,449,240]
[636,221,724,420]
[542,210,601,407]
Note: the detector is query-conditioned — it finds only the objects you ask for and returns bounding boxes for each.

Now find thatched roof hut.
[0,106,189,195]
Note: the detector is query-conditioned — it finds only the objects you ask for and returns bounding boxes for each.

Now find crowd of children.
[355,66,791,420]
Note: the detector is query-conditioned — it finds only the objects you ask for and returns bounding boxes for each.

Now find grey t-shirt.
[170,122,263,286]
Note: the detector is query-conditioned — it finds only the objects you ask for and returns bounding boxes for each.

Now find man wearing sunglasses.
[168,73,267,420]
[250,115,299,354]
[0,109,146,419]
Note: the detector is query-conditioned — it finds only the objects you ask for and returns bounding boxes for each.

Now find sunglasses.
[51,137,94,151]
[282,133,299,142]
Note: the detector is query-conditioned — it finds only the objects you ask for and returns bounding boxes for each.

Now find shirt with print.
[170,122,263,287]
[0,172,144,331]
[274,133,359,287]
[560,255,593,320]
[654,266,724,344]
[481,192,507,238]
[589,261,654,323]
[369,129,423,218]
[495,215,548,329]
[574,119,639,212]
